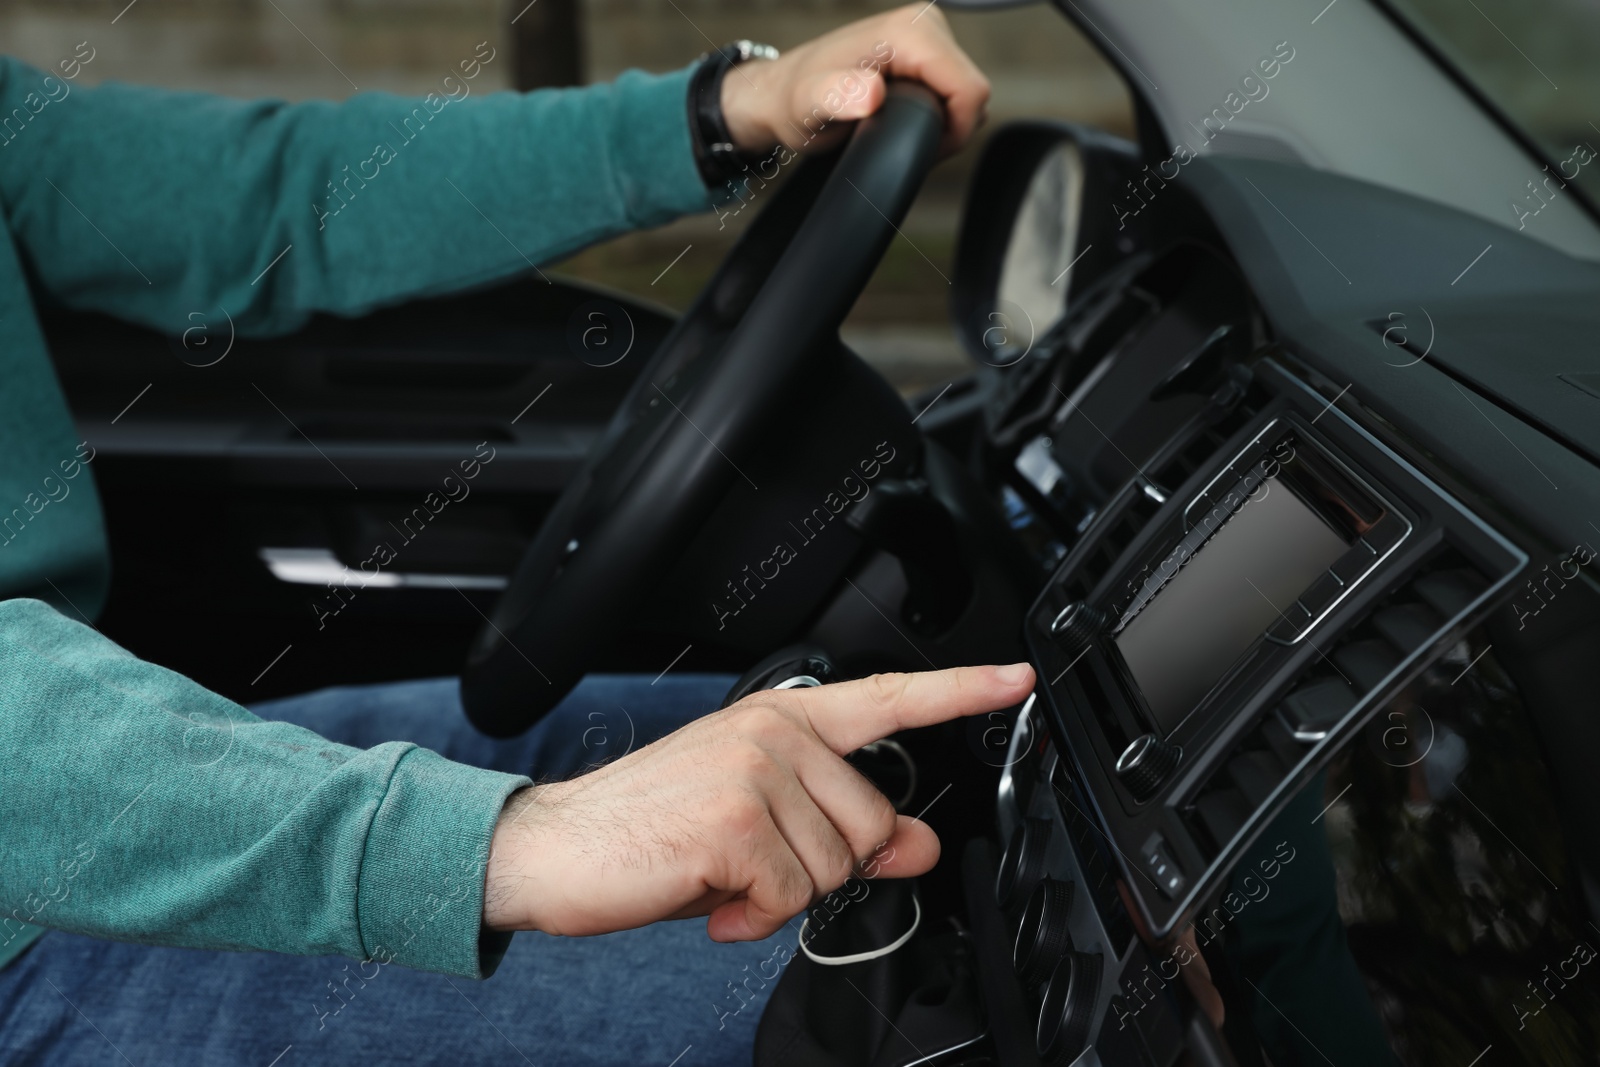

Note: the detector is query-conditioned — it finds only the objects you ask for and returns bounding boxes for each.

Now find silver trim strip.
[258,547,508,590]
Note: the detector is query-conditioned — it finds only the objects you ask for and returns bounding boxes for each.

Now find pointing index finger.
[793,663,1035,755]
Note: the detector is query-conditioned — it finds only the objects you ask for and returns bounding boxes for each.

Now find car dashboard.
[948,145,1600,1066]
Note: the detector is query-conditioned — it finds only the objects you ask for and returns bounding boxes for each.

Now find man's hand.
[719,4,991,159]
[483,663,1034,941]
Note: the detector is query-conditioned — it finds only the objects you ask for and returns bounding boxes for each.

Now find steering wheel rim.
[462,82,946,737]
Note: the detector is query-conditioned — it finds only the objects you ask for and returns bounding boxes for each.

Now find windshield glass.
[1385,0,1600,210]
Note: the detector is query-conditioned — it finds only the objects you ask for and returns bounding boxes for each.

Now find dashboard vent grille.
[1051,758,1135,949]
[1058,487,1162,603]
[1180,548,1491,862]
[1152,378,1272,494]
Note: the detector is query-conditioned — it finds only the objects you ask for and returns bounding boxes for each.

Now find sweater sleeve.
[0,50,710,335]
[0,599,531,978]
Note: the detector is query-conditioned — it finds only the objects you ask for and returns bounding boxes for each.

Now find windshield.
[1385,0,1600,213]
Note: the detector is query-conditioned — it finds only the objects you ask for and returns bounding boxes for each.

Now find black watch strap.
[688,40,779,193]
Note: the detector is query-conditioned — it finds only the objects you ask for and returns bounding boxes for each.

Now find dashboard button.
[1363,513,1407,555]
[1330,539,1378,586]
[1140,835,1186,899]
[1265,601,1314,643]
[1297,570,1345,618]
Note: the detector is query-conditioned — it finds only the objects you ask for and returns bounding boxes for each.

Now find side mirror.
[950,122,1147,368]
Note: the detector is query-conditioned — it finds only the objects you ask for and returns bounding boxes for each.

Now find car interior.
[42,0,1600,1063]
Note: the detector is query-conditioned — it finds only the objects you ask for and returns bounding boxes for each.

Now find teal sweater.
[0,54,711,976]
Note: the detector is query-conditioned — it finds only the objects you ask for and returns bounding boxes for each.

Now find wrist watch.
[688,40,780,193]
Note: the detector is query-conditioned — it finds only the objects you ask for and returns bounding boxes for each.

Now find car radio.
[995,357,1527,1063]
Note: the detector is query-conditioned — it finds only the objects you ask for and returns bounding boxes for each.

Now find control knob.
[995,816,1051,911]
[1049,601,1107,660]
[1037,950,1103,1066]
[1014,876,1076,987]
[1115,733,1181,802]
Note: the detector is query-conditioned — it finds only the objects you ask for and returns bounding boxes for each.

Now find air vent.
[1051,758,1135,950]
[1057,487,1163,603]
[1062,285,1162,393]
[1150,376,1272,494]
[1181,549,1491,860]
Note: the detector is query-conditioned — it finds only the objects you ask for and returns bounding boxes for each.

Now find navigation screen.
[1115,480,1349,732]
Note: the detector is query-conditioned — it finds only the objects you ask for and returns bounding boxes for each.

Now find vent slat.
[1194,788,1252,849]
[1227,751,1286,808]
[1414,568,1489,618]
[1332,639,1402,693]
[1260,715,1304,768]
[1276,678,1358,742]
[1372,603,1445,655]
[1180,547,1494,873]
[1150,378,1271,494]
[1075,488,1162,598]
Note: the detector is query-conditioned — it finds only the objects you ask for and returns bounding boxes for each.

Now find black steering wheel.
[462,82,946,737]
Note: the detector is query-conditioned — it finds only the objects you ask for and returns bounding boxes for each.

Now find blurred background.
[5,0,1594,393]
[0,0,1133,393]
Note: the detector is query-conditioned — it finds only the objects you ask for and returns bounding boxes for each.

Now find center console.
[989,355,1526,1065]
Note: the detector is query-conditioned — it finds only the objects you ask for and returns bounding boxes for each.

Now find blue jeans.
[0,675,790,1066]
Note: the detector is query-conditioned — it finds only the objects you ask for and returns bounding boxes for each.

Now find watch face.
[728,41,779,64]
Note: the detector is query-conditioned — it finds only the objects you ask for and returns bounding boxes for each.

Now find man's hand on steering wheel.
[720,3,991,159]
[482,663,1035,941]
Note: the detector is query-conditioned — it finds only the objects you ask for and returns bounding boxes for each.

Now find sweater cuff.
[606,64,715,227]
[355,746,530,979]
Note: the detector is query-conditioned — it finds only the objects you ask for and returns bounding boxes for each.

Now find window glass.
[1385,0,1600,212]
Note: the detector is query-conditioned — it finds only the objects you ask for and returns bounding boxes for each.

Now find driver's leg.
[1,907,790,1066]
[0,674,793,1066]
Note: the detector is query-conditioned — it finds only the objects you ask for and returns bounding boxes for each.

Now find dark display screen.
[1115,479,1349,731]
